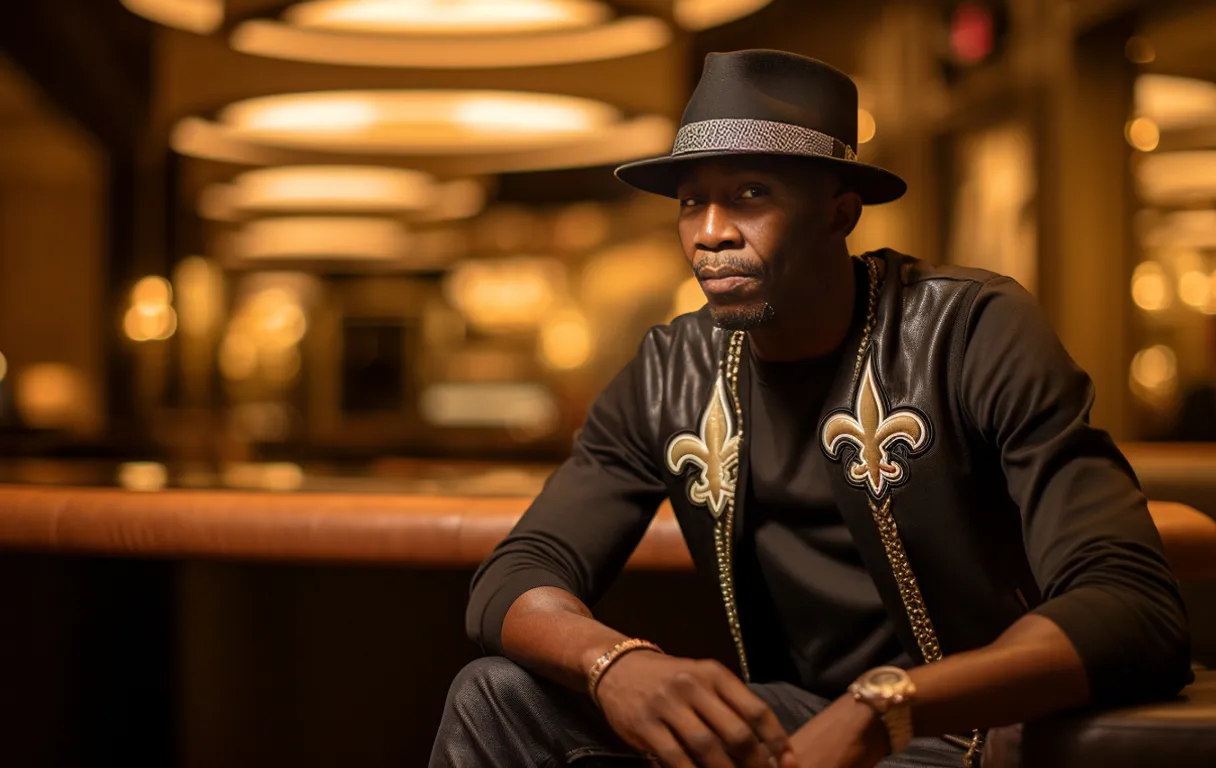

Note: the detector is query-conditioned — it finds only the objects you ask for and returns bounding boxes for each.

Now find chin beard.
[709,302,776,331]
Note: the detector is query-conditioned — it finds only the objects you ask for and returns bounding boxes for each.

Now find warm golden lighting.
[231,16,669,69]
[1125,117,1160,152]
[220,90,619,154]
[1179,269,1212,309]
[132,276,173,308]
[674,0,773,30]
[15,364,86,430]
[124,305,178,342]
[445,258,565,332]
[1131,344,1177,392]
[1131,261,1171,311]
[288,0,609,35]
[1137,152,1216,204]
[672,276,706,318]
[1135,75,1216,130]
[125,276,178,342]
[0,350,7,383]
[121,0,222,34]
[1125,36,1155,64]
[540,309,594,370]
[219,333,258,381]
[419,382,558,430]
[175,112,673,174]
[420,179,487,222]
[223,462,304,491]
[857,109,876,144]
[237,217,410,261]
[229,166,436,214]
[552,203,610,251]
[174,257,222,338]
[118,462,168,493]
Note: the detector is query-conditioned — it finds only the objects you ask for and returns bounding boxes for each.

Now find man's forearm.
[500,585,630,691]
[907,614,1089,737]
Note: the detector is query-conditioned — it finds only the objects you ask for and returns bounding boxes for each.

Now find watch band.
[881,706,914,754]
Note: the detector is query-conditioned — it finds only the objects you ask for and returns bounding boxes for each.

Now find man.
[430,50,1190,768]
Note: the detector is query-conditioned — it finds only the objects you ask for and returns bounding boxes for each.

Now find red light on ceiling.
[950,2,995,65]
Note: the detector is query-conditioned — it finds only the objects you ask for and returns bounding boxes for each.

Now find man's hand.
[786,694,887,768]
[595,651,793,768]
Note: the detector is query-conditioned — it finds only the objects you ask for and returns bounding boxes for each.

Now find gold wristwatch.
[848,666,916,754]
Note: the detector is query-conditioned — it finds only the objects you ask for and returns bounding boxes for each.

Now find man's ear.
[831,191,863,238]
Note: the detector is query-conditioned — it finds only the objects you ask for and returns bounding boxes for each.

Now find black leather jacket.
[469,249,1191,707]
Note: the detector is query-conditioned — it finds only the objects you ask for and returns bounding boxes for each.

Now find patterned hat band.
[672,118,857,162]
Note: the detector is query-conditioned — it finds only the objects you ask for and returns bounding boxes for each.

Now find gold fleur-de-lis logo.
[821,357,929,498]
[665,374,740,518]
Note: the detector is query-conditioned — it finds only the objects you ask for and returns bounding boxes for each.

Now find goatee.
[709,302,776,331]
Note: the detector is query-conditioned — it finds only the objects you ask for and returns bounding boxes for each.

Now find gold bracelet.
[586,638,664,706]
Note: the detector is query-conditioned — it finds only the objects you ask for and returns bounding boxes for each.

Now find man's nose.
[695,203,742,252]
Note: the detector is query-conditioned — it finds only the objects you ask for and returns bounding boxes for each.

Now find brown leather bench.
[0,485,1212,578]
[984,670,1216,767]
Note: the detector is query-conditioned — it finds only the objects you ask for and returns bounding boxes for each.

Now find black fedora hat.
[615,50,906,205]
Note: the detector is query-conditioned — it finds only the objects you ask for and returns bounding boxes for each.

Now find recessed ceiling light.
[218,91,620,154]
[121,0,222,34]
[230,15,670,69]
[287,0,610,36]
[237,217,411,260]
[673,0,773,30]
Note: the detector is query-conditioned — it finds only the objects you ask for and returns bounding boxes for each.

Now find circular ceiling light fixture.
[673,0,773,30]
[235,216,412,261]
[200,166,438,220]
[230,0,669,69]
[217,90,620,154]
[198,166,488,223]
[286,0,610,36]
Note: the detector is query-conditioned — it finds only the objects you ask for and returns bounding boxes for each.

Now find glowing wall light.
[1135,75,1216,130]
[1137,152,1216,204]
[125,276,178,342]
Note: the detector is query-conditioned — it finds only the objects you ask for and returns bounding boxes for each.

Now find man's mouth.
[699,275,758,294]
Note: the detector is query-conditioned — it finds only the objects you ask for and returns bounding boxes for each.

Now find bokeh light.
[1131,261,1171,312]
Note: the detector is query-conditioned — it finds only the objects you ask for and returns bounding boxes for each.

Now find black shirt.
[739,345,909,697]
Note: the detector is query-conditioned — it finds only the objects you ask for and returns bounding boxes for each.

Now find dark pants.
[430,657,966,767]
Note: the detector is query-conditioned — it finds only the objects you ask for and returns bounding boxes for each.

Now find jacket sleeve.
[466,329,670,654]
[960,276,1191,706]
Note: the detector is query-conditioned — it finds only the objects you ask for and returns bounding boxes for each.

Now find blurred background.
[0,0,1213,489]
[2,1,1216,766]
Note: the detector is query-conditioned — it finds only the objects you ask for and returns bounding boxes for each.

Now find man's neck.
[747,251,858,363]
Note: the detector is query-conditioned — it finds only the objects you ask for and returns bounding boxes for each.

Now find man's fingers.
[640,725,697,768]
[711,672,791,762]
[689,691,773,768]
[659,707,736,768]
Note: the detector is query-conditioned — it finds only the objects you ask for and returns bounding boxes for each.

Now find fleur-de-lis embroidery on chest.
[665,374,740,518]
[821,356,929,498]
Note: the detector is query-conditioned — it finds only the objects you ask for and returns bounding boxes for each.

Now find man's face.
[675,156,847,330]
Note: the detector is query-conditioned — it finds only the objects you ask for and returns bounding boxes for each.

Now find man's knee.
[445,656,546,723]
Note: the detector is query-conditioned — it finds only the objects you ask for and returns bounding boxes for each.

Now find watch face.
[864,667,909,696]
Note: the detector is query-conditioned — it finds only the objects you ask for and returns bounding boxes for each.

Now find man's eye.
[679,197,700,208]
[739,185,767,199]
